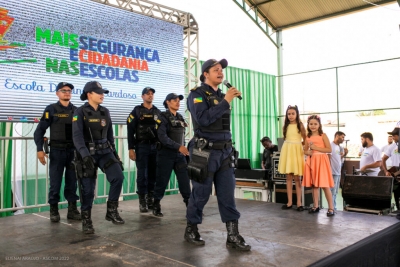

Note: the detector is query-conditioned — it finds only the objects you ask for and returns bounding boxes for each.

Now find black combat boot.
[184,222,205,246]
[67,201,81,220]
[152,199,163,217]
[138,194,148,212]
[147,191,154,210]
[105,201,125,224]
[82,210,95,234]
[225,220,251,251]
[49,204,60,222]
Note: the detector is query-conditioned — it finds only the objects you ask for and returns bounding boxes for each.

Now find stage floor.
[0,195,399,267]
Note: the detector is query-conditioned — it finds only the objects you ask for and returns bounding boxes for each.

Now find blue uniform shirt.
[33,101,75,152]
[157,111,184,151]
[126,104,161,150]
[187,83,232,142]
[72,102,115,158]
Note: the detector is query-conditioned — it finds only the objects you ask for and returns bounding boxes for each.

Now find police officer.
[72,81,124,234]
[152,93,191,217]
[185,59,251,251]
[127,87,161,212]
[34,82,81,222]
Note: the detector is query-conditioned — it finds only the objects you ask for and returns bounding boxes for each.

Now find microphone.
[345,140,350,142]
[223,80,242,100]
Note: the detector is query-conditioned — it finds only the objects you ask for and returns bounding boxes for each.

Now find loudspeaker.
[342,175,393,210]
[275,183,313,207]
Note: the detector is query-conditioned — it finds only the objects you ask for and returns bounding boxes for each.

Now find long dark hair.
[306,114,323,138]
[283,105,302,139]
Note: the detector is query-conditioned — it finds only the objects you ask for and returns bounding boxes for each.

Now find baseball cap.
[163,93,184,108]
[80,81,109,101]
[142,87,156,95]
[200,59,228,82]
[56,82,74,91]
[387,128,400,136]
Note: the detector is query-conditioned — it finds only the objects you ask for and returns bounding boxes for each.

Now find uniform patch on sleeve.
[194,97,203,103]
[45,112,49,119]
[73,115,78,122]
[130,114,134,119]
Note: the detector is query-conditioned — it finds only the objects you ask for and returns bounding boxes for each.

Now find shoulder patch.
[73,115,78,122]
[45,112,49,119]
[194,97,203,103]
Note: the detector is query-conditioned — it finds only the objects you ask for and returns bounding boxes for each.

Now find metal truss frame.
[232,0,277,48]
[91,0,199,137]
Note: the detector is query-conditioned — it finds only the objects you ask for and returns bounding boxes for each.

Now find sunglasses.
[287,105,298,109]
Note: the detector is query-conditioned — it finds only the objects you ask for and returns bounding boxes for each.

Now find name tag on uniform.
[89,119,100,122]
[56,114,69,118]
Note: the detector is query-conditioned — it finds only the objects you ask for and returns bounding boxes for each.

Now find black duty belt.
[194,137,232,150]
[50,142,74,149]
[137,140,155,144]
[94,142,110,150]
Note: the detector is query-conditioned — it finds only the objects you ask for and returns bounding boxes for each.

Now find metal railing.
[0,136,180,213]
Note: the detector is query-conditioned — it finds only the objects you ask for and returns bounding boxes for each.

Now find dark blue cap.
[142,87,155,95]
[56,82,74,91]
[80,81,109,101]
[163,93,184,108]
[200,59,228,82]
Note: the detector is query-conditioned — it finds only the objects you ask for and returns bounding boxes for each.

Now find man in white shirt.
[359,132,381,176]
[330,131,348,210]
[381,128,400,213]
[381,135,393,167]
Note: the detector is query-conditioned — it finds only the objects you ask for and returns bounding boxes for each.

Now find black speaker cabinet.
[342,175,393,210]
[272,157,286,181]
[275,183,313,207]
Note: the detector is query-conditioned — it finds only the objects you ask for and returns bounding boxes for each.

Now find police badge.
[101,119,106,126]
[154,115,158,121]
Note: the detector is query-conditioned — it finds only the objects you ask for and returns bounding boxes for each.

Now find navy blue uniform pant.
[135,143,157,194]
[153,149,191,201]
[48,148,79,204]
[186,143,240,224]
[80,150,124,211]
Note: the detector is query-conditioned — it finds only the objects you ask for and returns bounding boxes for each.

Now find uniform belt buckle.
[197,138,208,151]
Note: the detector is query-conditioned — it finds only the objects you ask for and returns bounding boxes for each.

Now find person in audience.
[359,132,381,176]
[260,136,278,180]
[303,115,335,217]
[329,131,348,211]
[381,128,400,213]
[278,105,306,211]
[381,135,394,167]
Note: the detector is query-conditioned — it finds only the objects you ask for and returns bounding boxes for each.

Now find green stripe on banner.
[0,122,13,217]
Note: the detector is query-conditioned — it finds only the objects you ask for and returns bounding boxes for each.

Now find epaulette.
[190,86,200,91]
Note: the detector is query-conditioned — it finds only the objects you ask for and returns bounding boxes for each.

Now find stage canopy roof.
[235,0,396,31]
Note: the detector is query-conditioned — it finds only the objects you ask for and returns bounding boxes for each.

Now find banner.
[0,0,184,124]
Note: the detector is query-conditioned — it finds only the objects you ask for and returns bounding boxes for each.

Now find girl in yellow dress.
[278,105,306,211]
[302,115,335,217]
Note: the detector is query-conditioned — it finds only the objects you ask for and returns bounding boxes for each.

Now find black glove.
[83,156,96,170]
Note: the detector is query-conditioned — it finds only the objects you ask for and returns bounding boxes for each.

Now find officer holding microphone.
[184,59,251,251]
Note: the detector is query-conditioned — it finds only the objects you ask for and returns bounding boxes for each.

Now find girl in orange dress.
[302,115,335,217]
[278,105,306,211]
